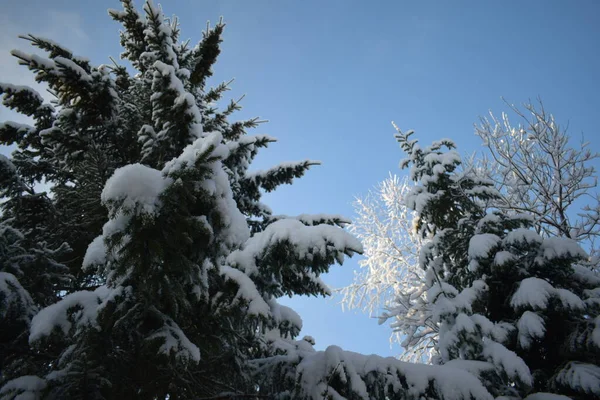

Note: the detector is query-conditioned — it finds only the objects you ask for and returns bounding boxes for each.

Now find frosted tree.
[394,123,600,399]
[338,174,434,363]
[474,100,600,258]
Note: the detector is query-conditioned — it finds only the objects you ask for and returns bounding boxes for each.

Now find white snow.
[510,277,555,310]
[29,286,110,343]
[107,8,127,18]
[101,163,171,215]
[511,277,585,312]
[246,160,321,182]
[493,250,516,266]
[0,82,43,102]
[143,1,179,69]
[408,190,435,214]
[287,345,494,400]
[572,264,600,286]
[477,212,501,228]
[102,210,131,238]
[554,288,585,310]
[468,233,500,259]
[540,237,587,260]
[0,121,34,134]
[517,311,546,348]
[554,362,600,396]
[0,272,37,323]
[31,35,74,55]
[10,51,58,73]
[162,131,228,174]
[482,340,532,386]
[219,265,270,316]
[454,313,477,333]
[54,56,92,82]
[504,228,543,247]
[0,154,17,173]
[163,132,250,250]
[0,375,46,400]
[523,393,572,400]
[450,280,488,315]
[423,150,461,169]
[470,314,514,343]
[146,317,200,363]
[465,185,500,198]
[151,61,202,133]
[294,213,351,227]
[227,218,363,276]
[444,359,496,377]
[268,298,303,331]
[82,235,106,271]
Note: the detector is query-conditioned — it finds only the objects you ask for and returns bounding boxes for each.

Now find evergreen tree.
[394,125,600,399]
[0,153,70,390]
[0,1,362,398]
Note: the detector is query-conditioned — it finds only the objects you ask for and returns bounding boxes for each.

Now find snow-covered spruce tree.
[0,218,38,385]
[337,174,434,363]
[0,153,71,388]
[0,1,363,398]
[394,124,600,399]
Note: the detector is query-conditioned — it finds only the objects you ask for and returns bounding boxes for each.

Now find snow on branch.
[510,277,585,311]
[219,265,270,317]
[245,160,321,193]
[101,163,171,216]
[29,286,111,343]
[228,219,362,277]
[0,375,47,400]
[0,272,37,324]
[256,340,494,400]
[146,313,201,364]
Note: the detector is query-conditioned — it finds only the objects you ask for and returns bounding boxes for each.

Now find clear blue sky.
[1,0,599,357]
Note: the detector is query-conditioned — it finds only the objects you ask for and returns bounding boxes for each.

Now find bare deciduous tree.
[337,174,436,363]
[474,99,600,259]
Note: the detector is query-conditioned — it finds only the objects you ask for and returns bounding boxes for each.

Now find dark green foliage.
[0,2,360,399]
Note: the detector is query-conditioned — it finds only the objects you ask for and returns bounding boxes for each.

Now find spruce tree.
[394,125,600,399]
[0,1,362,398]
[0,152,70,390]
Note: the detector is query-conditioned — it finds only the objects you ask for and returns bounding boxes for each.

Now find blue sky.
[1,0,599,357]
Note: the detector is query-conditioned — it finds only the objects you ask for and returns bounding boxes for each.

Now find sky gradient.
[1,0,599,357]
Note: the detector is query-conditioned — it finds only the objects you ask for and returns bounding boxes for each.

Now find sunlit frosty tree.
[474,100,600,258]
[338,174,435,363]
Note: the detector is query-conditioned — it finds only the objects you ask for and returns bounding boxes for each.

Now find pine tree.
[0,151,71,391]
[0,1,362,398]
[394,124,600,399]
